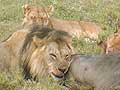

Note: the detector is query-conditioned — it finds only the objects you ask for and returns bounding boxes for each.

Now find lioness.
[55,53,120,90]
[0,24,74,81]
[22,4,102,40]
[22,4,53,27]
[98,29,120,54]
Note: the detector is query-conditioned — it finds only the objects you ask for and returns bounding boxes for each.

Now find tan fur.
[22,4,102,40]
[0,25,74,81]
[0,29,29,71]
[98,29,120,54]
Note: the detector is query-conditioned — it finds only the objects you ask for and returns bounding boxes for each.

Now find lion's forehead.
[61,44,72,54]
[45,42,71,55]
[26,7,48,16]
[26,11,46,18]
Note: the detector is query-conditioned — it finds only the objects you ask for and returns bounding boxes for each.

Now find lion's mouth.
[51,72,64,79]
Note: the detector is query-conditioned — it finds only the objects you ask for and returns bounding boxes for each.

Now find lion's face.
[28,38,73,81]
[44,42,73,80]
[22,4,53,26]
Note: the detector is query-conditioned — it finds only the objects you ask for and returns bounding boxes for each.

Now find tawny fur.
[0,29,29,71]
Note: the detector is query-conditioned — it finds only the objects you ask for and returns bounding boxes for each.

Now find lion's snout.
[58,68,66,73]
[48,63,68,80]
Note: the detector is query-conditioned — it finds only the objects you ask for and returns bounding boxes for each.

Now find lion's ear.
[22,4,31,14]
[97,41,103,47]
[22,4,31,10]
[33,36,44,47]
[97,40,107,49]
[45,5,54,13]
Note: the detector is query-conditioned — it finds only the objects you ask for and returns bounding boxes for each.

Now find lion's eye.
[50,53,56,60]
[65,55,69,59]
[65,55,72,61]
[40,17,43,20]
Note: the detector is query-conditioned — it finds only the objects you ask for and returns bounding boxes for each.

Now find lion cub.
[22,4,102,40]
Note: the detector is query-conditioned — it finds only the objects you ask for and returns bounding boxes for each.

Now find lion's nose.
[58,68,66,73]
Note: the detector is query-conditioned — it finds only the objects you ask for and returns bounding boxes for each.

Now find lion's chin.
[51,72,64,81]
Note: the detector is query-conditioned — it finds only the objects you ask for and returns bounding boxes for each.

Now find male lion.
[21,25,74,80]
[22,4,102,40]
[55,53,120,90]
[98,29,120,54]
[0,24,74,81]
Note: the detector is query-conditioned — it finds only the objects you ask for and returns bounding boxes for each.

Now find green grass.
[0,71,62,90]
[0,0,120,90]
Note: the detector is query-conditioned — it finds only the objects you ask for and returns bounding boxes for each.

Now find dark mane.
[19,24,72,80]
[21,25,71,53]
